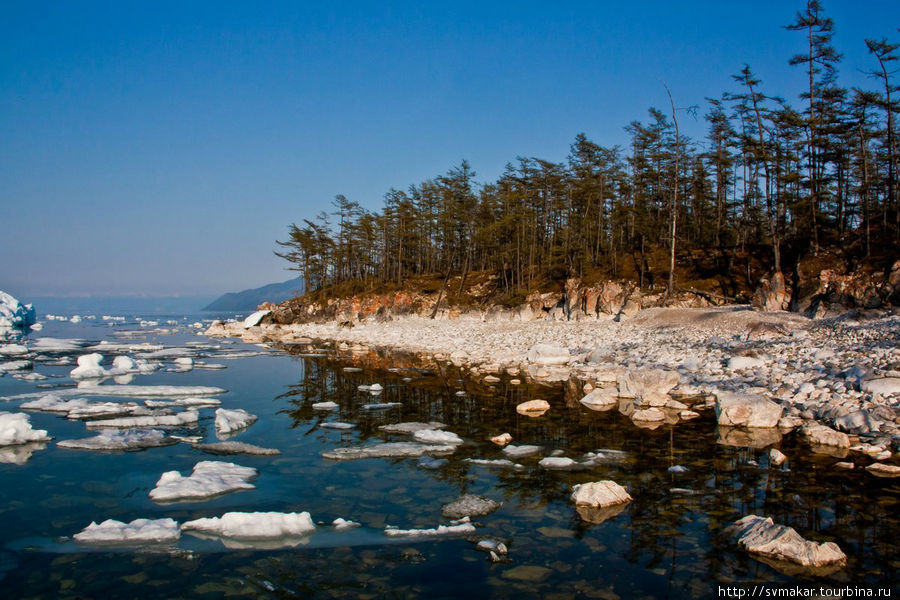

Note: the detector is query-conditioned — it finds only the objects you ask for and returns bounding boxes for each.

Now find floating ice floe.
[385,518,476,538]
[0,291,36,339]
[379,422,445,434]
[0,412,51,446]
[332,518,361,531]
[0,360,32,372]
[63,384,226,397]
[30,338,87,353]
[413,429,463,445]
[0,344,28,356]
[144,398,221,409]
[312,401,339,411]
[539,457,579,469]
[361,402,401,410]
[0,441,47,464]
[21,394,157,420]
[58,429,175,452]
[319,422,355,430]
[668,465,688,473]
[192,441,281,456]
[465,458,524,469]
[182,511,315,540]
[215,408,257,437]
[322,442,458,461]
[172,357,193,372]
[85,410,198,429]
[74,518,181,544]
[149,461,257,502]
[70,354,107,379]
[502,444,542,458]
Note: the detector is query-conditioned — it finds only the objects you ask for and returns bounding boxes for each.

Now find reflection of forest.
[276,343,898,592]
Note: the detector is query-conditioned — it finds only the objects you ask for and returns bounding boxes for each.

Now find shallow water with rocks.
[0,316,897,598]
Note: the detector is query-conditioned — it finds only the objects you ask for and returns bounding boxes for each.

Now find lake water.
[0,312,897,598]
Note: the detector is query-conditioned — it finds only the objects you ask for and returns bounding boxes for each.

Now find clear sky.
[2,1,898,297]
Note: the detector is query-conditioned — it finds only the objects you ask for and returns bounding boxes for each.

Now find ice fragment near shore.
[413,429,463,445]
[215,408,257,436]
[0,412,50,445]
[502,444,541,458]
[181,511,315,539]
[312,401,339,410]
[70,353,106,379]
[74,518,181,544]
[385,518,476,538]
[192,441,281,456]
[322,442,457,461]
[332,518,361,531]
[150,461,257,502]
[379,422,445,434]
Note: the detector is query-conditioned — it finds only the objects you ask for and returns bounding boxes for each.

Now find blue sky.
[2,1,898,297]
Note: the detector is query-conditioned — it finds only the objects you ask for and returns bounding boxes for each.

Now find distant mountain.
[202,277,304,312]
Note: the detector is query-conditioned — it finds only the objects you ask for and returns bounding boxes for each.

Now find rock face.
[729,515,846,569]
[715,392,783,428]
[753,272,791,312]
[570,480,632,508]
[441,494,501,519]
[525,344,570,365]
[616,369,679,406]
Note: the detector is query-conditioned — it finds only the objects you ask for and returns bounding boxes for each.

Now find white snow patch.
[74,518,180,544]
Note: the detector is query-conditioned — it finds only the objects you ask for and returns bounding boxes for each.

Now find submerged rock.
[413,429,463,445]
[728,515,846,569]
[441,494,501,519]
[800,422,850,450]
[769,448,788,466]
[516,399,550,416]
[502,444,541,458]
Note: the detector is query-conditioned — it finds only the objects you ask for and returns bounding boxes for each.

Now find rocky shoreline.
[206,304,900,475]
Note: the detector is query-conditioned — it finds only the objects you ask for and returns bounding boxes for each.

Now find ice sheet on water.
[465,458,524,469]
[378,422,445,434]
[321,442,458,461]
[332,518,361,531]
[73,518,181,544]
[192,441,281,456]
[413,429,463,445]
[149,461,257,502]
[144,398,221,408]
[502,444,542,458]
[0,412,51,445]
[0,441,47,464]
[181,511,315,539]
[21,394,158,420]
[312,401,339,410]
[0,344,28,356]
[319,422,355,430]
[58,429,175,451]
[48,384,224,398]
[215,408,257,438]
[30,338,87,353]
[362,402,401,410]
[384,518,476,538]
[85,410,198,429]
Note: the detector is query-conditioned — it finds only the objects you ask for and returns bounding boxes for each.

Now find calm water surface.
[0,315,897,599]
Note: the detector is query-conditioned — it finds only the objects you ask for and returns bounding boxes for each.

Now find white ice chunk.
[332,518,361,531]
[379,422,445,434]
[215,408,257,437]
[312,401,339,410]
[413,429,463,445]
[149,461,257,502]
[70,353,107,379]
[319,422,355,430]
[0,344,28,356]
[0,412,51,445]
[85,410,199,429]
[242,310,270,328]
[74,518,180,544]
[362,402,401,410]
[322,442,457,460]
[30,338,86,352]
[58,429,173,451]
[181,511,315,539]
[384,520,476,538]
[502,444,542,458]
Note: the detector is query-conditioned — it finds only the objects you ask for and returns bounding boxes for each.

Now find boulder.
[616,369,679,406]
[715,392,783,428]
[441,494,501,519]
[800,422,850,450]
[579,388,618,411]
[490,433,512,446]
[525,344,570,366]
[861,377,900,397]
[728,515,846,569]
[631,407,665,422]
[570,480,632,508]
[516,399,550,416]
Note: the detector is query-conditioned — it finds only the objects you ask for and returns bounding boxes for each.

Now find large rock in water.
[571,480,632,508]
[441,494,501,519]
[728,515,846,569]
[715,392,783,428]
[525,344,570,365]
[616,369,679,406]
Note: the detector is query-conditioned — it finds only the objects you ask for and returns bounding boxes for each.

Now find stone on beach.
[182,511,315,539]
[571,480,632,509]
[149,461,257,502]
[441,494,501,519]
[800,422,850,449]
[516,399,550,416]
[715,391,783,428]
[616,369,679,406]
[74,518,181,544]
[525,344,570,365]
[860,377,900,397]
[727,356,765,371]
[728,515,846,569]
[579,388,618,410]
